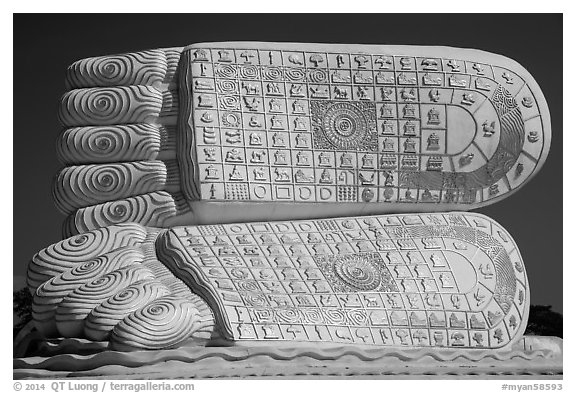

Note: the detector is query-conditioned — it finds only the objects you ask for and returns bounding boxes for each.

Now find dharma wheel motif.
[321,102,372,150]
[333,254,382,291]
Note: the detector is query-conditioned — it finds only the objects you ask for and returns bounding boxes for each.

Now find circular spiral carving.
[254,308,274,321]
[110,296,200,350]
[236,280,259,292]
[217,79,238,94]
[238,65,259,79]
[84,279,171,341]
[56,232,94,255]
[96,57,130,83]
[333,254,382,291]
[76,259,98,271]
[110,203,128,218]
[262,67,283,81]
[219,95,240,110]
[302,308,323,324]
[66,50,167,88]
[95,168,121,190]
[32,248,144,338]
[276,308,301,324]
[33,250,141,313]
[54,161,167,213]
[307,69,328,83]
[57,125,161,164]
[323,309,346,325]
[28,224,148,292]
[346,309,368,326]
[73,266,152,300]
[321,102,370,150]
[73,192,177,232]
[242,293,267,307]
[55,265,154,337]
[73,234,89,245]
[214,64,237,79]
[91,90,123,119]
[59,86,162,127]
[284,68,306,81]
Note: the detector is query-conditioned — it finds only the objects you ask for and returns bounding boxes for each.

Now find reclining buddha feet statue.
[54,42,551,235]
[27,212,529,352]
[16,41,559,378]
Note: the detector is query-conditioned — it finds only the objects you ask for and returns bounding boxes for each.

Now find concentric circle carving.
[284,68,306,81]
[66,50,167,88]
[214,64,236,79]
[59,86,162,127]
[322,308,346,325]
[219,95,240,110]
[276,308,300,324]
[321,102,370,150]
[262,67,283,81]
[307,69,328,83]
[217,80,238,95]
[238,65,259,79]
[333,254,382,291]
[27,224,148,291]
[110,295,200,350]
[236,280,259,292]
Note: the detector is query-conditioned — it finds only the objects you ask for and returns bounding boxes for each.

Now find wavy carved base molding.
[13,335,562,379]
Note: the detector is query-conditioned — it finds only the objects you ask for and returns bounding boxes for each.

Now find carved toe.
[55,48,190,234]
[56,124,176,165]
[28,224,215,349]
[65,49,169,89]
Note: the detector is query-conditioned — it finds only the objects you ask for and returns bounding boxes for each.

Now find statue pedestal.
[14,334,562,379]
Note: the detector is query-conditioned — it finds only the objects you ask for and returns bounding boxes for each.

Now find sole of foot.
[28,212,528,351]
[53,42,551,235]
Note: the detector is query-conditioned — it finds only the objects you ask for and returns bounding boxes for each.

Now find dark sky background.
[13,14,563,313]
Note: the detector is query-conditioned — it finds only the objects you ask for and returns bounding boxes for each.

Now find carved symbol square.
[314,252,398,293]
[310,100,378,151]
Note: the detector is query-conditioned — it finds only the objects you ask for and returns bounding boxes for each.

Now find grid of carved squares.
[189,48,491,202]
[172,214,519,348]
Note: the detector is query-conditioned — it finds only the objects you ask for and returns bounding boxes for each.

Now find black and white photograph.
[11,10,565,388]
